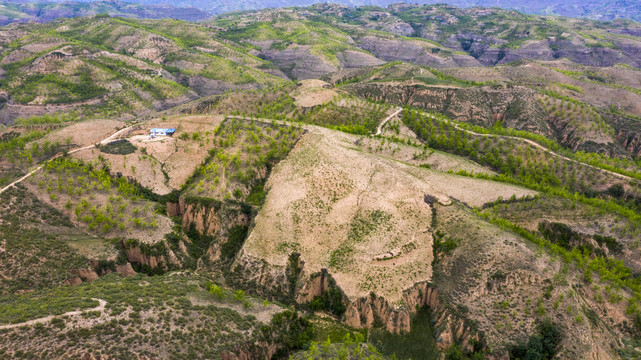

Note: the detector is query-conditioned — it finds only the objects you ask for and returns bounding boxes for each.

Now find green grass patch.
[98,139,137,155]
[0,293,98,325]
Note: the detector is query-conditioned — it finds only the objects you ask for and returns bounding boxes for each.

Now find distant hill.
[0,0,210,25]
[3,0,641,25]
[425,0,641,22]
[32,0,639,22]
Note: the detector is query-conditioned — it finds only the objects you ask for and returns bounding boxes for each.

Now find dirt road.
[228,112,639,183]
[376,107,403,135]
[0,126,132,196]
[419,111,640,184]
[0,298,106,330]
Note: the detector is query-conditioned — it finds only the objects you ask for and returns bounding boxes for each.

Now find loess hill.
[2,3,641,360]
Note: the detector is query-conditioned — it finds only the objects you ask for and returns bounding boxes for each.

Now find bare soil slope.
[241,125,536,303]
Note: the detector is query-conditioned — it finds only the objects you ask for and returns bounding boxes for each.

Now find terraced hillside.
[212,4,641,69]
[339,60,641,159]
[2,4,641,360]
[0,15,285,124]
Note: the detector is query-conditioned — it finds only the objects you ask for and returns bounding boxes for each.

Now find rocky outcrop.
[64,268,99,286]
[167,201,180,217]
[179,197,221,237]
[71,268,99,282]
[612,113,641,157]
[175,197,251,238]
[116,263,138,277]
[125,246,165,269]
[548,115,583,150]
[296,269,331,303]
[619,130,641,157]
[119,238,181,272]
[63,277,83,286]
[340,282,483,352]
[228,248,291,301]
[406,284,483,352]
[344,294,411,334]
[233,248,483,353]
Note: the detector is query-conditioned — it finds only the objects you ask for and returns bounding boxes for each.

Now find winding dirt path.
[419,111,640,184]
[0,126,132,196]
[0,298,107,330]
[228,112,639,183]
[376,107,403,135]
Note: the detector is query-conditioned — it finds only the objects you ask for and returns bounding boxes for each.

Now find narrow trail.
[376,107,403,135]
[0,298,107,330]
[418,111,640,184]
[0,126,132,196]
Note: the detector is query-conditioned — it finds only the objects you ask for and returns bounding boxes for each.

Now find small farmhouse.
[149,128,177,137]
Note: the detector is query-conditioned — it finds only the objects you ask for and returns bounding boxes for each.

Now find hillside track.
[419,111,641,184]
[376,107,403,135]
[0,126,133,195]
[0,299,106,330]
[228,112,640,184]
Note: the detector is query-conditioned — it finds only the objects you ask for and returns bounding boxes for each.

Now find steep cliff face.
[619,130,641,157]
[296,270,331,304]
[120,239,181,273]
[169,197,252,265]
[612,114,641,157]
[344,294,411,334]
[228,248,292,302]
[341,282,483,353]
[232,249,482,353]
[403,283,483,352]
[179,197,221,237]
[174,197,251,239]
[124,246,167,269]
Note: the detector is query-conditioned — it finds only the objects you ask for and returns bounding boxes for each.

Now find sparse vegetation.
[2,4,641,360]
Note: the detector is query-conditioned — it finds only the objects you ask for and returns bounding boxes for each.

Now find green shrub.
[209,284,226,300]
[98,140,137,155]
[308,288,346,317]
[509,318,561,360]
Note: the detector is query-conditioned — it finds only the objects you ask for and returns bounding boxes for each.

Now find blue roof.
[150,128,176,133]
